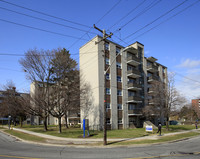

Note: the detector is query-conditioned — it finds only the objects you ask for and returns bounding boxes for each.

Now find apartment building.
[192,99,200,118]
[80,35,167,130]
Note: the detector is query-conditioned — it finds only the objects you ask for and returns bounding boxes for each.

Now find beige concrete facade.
[80,36,167,130]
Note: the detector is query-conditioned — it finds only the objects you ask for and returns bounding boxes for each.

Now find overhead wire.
[0,0,91,28]
[0,51,99,57]
[71,0,122,63]
[0,18,88,40]
[123,0,189,40]
[67,0,122,50]
[116,0,162,33]
[0,6,97,34]
[108,0,147,30]
[126,0,200,43]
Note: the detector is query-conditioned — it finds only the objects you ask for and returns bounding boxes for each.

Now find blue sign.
[83,119,85,138]
[146,125,153,132]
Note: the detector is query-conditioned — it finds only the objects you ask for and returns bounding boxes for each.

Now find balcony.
[147,64,158,73]
[128,109,142,116]
[147,87,154,94]
[127,96,143,103]
[127,69,141,78]
[127,56,140,66]
[147,76,159,83]
[126,47,137,55]
[128,83,142,91]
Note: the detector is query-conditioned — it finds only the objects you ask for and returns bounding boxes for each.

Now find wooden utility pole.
[93,24,113,145]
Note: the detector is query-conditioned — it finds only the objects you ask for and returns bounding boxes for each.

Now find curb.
[1,128,200,148]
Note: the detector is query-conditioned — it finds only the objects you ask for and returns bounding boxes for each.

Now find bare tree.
[19,49,53,131]
[144,72,186,129]
[0,81,27,127]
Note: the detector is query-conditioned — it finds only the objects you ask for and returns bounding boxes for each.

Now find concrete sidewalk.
[8,127,199,145]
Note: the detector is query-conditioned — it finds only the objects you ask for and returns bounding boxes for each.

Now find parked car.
[169,120,179,125]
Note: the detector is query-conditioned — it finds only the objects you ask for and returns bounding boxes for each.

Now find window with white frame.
[117,90,122,96]
[118,118,123,124]
[105,42,109,50]
[106,118,111,124]
[106,73,110,80]
[116,62,121,69]
[106,58,110,65]
[106,88,110,95]
[117,104,122,110]
[117,76,122,82]
[116,47,121,55]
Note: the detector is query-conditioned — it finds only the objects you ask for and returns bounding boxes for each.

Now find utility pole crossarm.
[93,24,113,44]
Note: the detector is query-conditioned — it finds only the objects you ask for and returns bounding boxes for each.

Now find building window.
[117,104,122,110]
[128,78,136,84]
[106,88,110,95]
[106,103,110,109]
[127,65,133,71]
[128,104,136,110]
[118,118,123,124]
[106,58,110,65]
[105,42,109,50]
[117,90,122,96]
[106,73,110,80]
[117,76,122,82]
[116,62,121,69]
[116,47,121,55]
[106,118,111,124]
[128,91,135,97]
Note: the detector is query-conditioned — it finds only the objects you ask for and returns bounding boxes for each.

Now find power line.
[96,0,122,24]
[116,0,162,32]
[0,6,97,34]
[0,0,91,28]
[108,0,147,30]
[0,18,88,40]
[67,0,122,50]
[124,0,189,40]
[0,51,98,57]
[127,0,200,43]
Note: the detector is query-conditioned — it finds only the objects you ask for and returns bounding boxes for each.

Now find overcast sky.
[0,0,200,101]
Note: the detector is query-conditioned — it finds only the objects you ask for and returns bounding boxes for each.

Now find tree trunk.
[166,116,169,130]
[58,117,62,133]
[43,117,48,131]
[65,114,69,128]
[20,116,23,128]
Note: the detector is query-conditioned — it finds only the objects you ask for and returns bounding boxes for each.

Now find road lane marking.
[0,154,41,159]
[127,151,200,159]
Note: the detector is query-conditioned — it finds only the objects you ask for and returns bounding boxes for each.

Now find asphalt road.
[0,131,200,159]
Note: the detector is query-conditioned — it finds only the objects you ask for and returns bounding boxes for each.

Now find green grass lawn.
[13,124,198,139]
[4,129,46,142]
[109,132,200,145]
[2,125,200,146]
